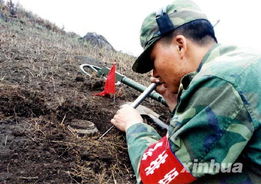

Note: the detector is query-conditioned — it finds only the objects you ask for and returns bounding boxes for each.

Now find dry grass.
[1,1,150,86]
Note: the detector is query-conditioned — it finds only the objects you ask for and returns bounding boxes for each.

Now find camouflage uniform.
[127,0,260,183]
[127,44,261,183]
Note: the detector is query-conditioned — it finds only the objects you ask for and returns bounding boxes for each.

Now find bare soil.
[0,19,168,184]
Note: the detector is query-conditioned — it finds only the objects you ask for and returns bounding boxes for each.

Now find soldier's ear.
[173,35,187,58]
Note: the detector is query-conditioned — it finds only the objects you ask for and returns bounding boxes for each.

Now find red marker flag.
[95,64,116,96]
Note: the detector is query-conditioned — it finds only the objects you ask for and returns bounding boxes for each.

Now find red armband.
[139,136,196,184]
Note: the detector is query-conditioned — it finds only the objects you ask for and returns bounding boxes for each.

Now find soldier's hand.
[150,76,178,111]
[111,104,143,132]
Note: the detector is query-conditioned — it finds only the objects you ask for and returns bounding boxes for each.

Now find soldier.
[111,0,261,183]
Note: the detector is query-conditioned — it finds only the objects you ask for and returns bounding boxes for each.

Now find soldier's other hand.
[150,76,178,111]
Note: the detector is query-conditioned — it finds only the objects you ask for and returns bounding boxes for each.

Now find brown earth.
[0,16,168,184]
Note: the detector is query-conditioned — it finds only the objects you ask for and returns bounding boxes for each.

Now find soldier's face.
[150,37,191,94]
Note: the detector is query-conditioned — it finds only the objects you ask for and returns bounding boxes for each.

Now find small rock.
[75,76,84,82]
[0,172,12,181]
[0,149,13,160]
[82,32,115,51]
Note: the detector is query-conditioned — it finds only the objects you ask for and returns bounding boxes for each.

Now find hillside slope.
[0,2,167,184]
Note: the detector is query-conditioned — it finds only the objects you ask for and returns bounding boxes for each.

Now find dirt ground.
[0,18,168,184]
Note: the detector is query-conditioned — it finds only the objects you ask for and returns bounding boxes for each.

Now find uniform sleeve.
[126,123,162,183]
[168,76,254,178]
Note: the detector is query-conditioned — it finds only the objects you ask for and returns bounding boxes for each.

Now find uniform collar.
[180,43,221,90]
[196,43,221,72]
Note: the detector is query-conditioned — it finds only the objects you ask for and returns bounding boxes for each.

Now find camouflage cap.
[132,0,208,73]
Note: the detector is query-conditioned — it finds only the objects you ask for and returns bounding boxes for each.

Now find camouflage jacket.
[126,44,261,184]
